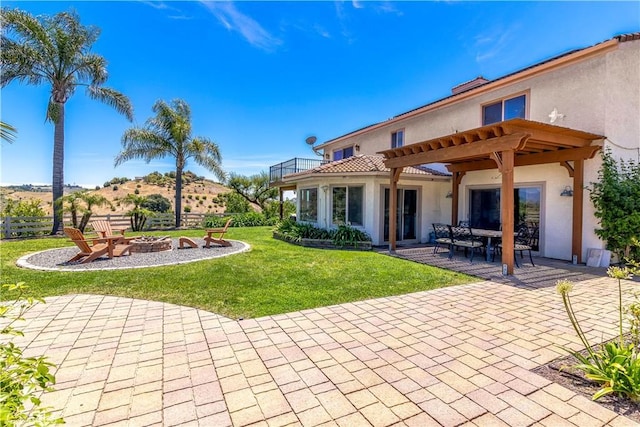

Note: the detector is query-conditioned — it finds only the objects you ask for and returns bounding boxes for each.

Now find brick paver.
[3,257,637,425]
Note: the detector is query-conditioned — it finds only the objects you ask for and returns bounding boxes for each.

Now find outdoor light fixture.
[445,191,453,198]
[321,185,329,192]
[355,144,360,152]
[560,186,573,197]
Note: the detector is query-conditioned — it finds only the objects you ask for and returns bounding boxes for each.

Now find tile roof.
[283,155,450,180]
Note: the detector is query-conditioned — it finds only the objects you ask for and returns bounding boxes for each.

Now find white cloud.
[473,24,520,64]
[352,0,364,9]
[199,1,282,52]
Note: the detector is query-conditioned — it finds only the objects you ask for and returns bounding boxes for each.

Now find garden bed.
[532,340,640,423]
[273,231,371,250]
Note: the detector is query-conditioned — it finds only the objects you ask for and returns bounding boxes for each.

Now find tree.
[590,149,640,262]
[1,8,133,234]
[220,192,251,214]
[56,190,111,232]
[142,193,172,213]
[115,99,225,227]
[227,171,277,210]
[0,120,17,143]
[121,194,152,232]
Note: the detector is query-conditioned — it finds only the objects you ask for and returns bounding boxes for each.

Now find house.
[269,33,640,273]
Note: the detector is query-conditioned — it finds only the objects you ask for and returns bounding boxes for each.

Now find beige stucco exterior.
[282,35,639,260]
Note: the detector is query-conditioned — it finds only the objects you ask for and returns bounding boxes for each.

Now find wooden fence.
[0,212,220,239]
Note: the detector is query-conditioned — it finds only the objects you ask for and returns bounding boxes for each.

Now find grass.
[1,227,476,319]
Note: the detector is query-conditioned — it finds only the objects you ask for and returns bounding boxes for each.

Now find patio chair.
[448,225,485,262]
[496,226,536,267]
[64,227,133,264]
[203,218,233,248]
[432,223,453,255]
[90,220,138,243]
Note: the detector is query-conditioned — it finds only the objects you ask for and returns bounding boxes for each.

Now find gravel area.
[17,238,250,271]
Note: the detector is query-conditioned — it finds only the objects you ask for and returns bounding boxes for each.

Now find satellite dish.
[305,136,317,145]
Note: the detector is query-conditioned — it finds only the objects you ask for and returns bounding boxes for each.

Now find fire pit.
[130,236,172,253]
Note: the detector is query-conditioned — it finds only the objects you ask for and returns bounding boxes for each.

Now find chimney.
[451,76,489,95]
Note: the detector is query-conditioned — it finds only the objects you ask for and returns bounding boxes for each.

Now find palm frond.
[87,86,134,121]
[0,121,18,143]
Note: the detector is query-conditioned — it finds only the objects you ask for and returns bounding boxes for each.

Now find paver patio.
[7,266,640,426]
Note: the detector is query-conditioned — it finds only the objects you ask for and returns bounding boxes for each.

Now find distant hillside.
[0,172,239,216]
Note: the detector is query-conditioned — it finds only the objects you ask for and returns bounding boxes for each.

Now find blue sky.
[1,1,639,187]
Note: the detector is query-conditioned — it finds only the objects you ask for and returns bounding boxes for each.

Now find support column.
[279,188,284,220]
[389,168,400,252]
[501,150,515,275]
[450,172,465,225]
[572,159,584,264]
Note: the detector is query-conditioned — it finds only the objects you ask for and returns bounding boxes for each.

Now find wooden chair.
[203,218,233,248]
[90,220,138,243]
[64,227,133,264]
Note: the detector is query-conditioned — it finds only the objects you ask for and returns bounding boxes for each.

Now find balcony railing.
[269,158,328,184]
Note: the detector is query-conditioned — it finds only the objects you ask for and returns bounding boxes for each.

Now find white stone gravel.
[17,238,250,271]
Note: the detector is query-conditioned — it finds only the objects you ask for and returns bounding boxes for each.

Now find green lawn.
[1,227,475,319]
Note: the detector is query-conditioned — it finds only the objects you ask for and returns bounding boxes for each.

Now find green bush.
[0,198,48,237]
[274,220,371,246]
[141,194,172,213]
[557,261,640,401]
[203,212,277,228]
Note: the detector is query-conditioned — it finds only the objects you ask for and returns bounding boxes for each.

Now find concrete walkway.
[9,274,639,426]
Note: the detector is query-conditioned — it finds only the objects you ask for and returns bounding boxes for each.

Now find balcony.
[269,158,328,188]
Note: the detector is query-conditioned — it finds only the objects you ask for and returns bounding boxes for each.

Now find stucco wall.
[318,39,639,260]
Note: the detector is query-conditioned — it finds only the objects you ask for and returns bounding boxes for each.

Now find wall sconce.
[321,185,329,193]
[355,144,360,152]
[560,186,573,197]
[445,191,453,198]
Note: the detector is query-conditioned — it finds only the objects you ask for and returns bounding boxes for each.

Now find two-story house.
[269,33,639,273]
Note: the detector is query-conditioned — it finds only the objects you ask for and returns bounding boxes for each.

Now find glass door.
[384,188,418,242]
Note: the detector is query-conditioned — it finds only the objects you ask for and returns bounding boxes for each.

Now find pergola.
[379,118,604,275]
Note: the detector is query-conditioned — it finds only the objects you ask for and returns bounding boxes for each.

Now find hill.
[0,173,236,216]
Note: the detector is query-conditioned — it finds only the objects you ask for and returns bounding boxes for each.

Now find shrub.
[141,194,172,213]
[0,283,63,425]
[274,220,370,246]
[0,198,48,237]
[112,185,118,191]
[184,206,191,213]
[134,188,140,194]
[557,261,640,401]
[203,212,277,228]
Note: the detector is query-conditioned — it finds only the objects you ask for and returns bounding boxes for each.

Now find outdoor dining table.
[471,228,505,261]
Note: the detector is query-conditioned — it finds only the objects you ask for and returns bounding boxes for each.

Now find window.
[332,186,364,226]
[299,188,318,222]
[469,186,540,236]
[482,94,526,125]
[391,130,404,148]
[333,146,354,161]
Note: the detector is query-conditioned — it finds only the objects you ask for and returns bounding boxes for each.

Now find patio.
[9,261,639,426]
[384,244,613,290]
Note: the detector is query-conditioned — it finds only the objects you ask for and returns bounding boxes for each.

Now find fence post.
[3,216,11,239]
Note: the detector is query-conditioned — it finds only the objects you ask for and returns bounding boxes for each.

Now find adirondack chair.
[64,227,133,264]
[203,218,233,248]
[90,220,138,243]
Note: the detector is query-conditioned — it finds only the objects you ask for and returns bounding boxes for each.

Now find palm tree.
[120,194,152,232]
[116,99,225,227]
[1,8,133,234]
[0,121,17,143]
[56,190,112,232]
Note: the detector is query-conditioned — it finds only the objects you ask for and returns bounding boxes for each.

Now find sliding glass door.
[469,186,541,233]
[383,188,418,242]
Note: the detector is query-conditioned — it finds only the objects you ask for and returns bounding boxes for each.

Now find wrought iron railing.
[269,158,328,183]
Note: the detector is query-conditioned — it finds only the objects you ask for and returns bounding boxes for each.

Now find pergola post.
[501,150,515,275]
[279,188,284,220]
[451,172,464,225]
[389,168,401,252]
[572,159,584,264]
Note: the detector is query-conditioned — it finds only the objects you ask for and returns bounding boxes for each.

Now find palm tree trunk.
[175,165,183,227]
[51,105,65,234]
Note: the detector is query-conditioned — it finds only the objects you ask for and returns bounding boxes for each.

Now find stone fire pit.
[130,236,172,253]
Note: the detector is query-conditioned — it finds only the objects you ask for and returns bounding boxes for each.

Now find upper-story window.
[482,94,527,125]
[391,130,404,148]
[333,146,354,161]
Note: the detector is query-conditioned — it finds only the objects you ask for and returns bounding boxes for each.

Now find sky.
[1,1,639,188]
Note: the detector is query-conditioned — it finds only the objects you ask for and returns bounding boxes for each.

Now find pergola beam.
[446,145,601,173]
[385,133,530,169]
